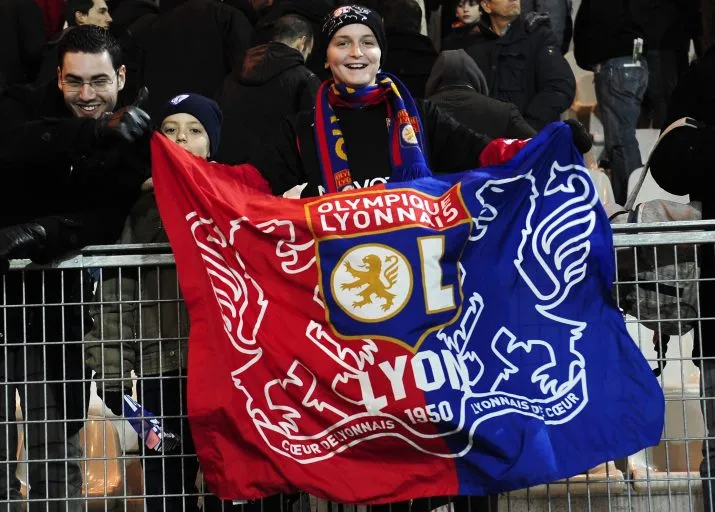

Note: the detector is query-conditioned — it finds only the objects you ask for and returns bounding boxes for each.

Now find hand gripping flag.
[151,123,664,503]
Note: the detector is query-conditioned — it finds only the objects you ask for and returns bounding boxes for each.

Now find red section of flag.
[151,135,459,503]
[479,138,530,167]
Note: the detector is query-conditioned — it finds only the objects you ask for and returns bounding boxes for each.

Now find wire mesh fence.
[1,220,714,512]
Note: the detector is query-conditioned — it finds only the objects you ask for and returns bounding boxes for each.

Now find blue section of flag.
[379,122,663,495]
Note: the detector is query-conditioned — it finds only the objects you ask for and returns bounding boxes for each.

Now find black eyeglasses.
[61,72,117,92]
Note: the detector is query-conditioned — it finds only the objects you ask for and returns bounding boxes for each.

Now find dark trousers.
[639,50,680,130]
[138,370,239,512]
[138,370,200,512]
[594,56,648,205]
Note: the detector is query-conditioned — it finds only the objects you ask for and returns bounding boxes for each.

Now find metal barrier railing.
[2,220,715,512]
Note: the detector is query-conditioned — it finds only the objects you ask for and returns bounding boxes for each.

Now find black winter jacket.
[34,28,68,87]
[381,30,439,99]
[216,42,320,164]
[0,81,148,338]
[426,50,536,139]
[0,0,45,88]
[257,100,492,197]
[141,0,254,118]
[573,0,647,70]
[445,13,575,130]
[0,81,147,432]
[251,0,335,81]
[109,0,160,102]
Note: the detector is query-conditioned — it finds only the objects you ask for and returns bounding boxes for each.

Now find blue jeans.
[594,56,648,205]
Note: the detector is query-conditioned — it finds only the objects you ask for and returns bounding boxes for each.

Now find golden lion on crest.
[341,254,400,311]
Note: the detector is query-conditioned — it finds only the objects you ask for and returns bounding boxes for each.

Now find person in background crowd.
[0,0,45,89]
[520,0,572,54]
[0,25,150,512]
[573,0,648,205]
[442,0,481,49]
[428,0,460,45]
[140,0,253,119]
[638,0,702,129]
[107,0,160,102]
[452,0,482,30]
[380,0,439,98]
[455,0,481,25]
[444,0,575,131]
[426,49,536,139]
[35,0,114,86]
[66,0,113,28]
[648,44,715,512]
[223,0,260,25]
[217,13,320,164]
[252,0,335,80]
[35,0,67,38]
[250,0,275,18]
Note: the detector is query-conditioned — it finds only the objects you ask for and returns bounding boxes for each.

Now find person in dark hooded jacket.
[426,49,536,139]
[0,0,45,89]
[216,13,320,164]
[108,0,160,104]
[379,0,438,98]
[443,0,575,131]
[140,0,254,119]
[252,0,334,80]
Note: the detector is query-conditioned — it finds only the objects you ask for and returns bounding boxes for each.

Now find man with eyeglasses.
[0,24,149,512]
[58,42,124,119]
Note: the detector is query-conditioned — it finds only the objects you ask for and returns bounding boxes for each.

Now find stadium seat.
[509,461,627,496]
[637,128,661,166]
[629,386,703,493]
[588,167,615,205]
[626,165,690,206]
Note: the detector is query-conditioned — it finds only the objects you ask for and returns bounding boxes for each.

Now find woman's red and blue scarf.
[314,73,432,193]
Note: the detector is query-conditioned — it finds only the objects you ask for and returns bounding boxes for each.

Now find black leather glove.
[94,105,151,143]
[99,390,125,417]
[564,118,593,154]
[0,222,47,274]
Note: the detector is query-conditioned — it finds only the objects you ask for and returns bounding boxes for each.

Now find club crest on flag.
[307,187,472,351]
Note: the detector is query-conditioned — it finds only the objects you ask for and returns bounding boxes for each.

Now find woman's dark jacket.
[258,99,492,197]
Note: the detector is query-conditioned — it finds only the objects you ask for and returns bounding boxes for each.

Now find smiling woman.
[326,24,381,88]
[257,4,499,199]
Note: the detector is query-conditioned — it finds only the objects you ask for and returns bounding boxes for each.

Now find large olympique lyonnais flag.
[152,122,664,503]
